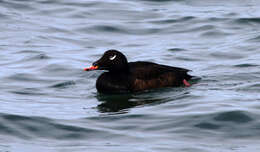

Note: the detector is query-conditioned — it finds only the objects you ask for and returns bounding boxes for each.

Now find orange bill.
[84,66,98,71]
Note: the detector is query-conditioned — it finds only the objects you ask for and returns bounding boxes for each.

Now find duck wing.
[128,61,191,79]
[128,61,192,91]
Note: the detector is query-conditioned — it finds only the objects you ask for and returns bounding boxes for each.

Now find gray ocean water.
[1,0,260,151]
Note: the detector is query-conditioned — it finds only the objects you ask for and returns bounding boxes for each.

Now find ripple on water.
[23,53,51,62]
[0,12,8,19]
[40,64,71,73]
[233,64,259,68]
[248,35,260,42]
[168,48,188,52]
[84,25,160,35]
[2,1,36,11]
[192,25,216,31]
[192,110,260,139]
[213,111,253,123]
[0,113,114,140]
[210,52,244,60]
[194,122,221,130]
[1,0,260,151]
[149,16,195,25]
[236,83,260,93]
[235,17,260,25]
[140,0,178,2]
[200,30,230,38]
[7,73,46,83]
[11,88,47,96]
[50,81,76,89]
[88,25,126,34]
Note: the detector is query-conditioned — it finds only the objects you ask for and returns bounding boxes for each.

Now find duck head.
[84,50,129,72]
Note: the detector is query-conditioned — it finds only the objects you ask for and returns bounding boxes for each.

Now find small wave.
[24,53,50,61]
[80,25,160,35]
[8,71,56,81]
[200,30,230,38]
[192,25,216,31]
[236,83,260,93]
[214,111,253,123]
[90,25,126,34]
[210,52,244,60]
[248,35,260,42]
[150,16,195,24]
[175,56,201,61]
[194,122,221,130]
[233,64,259,68]
[40,64,70,73]
[0,12,8,19]
[38,0,98,8]
[235,17,260,24]
[8,73,40,82]
[140,0,181,2]
[11,88,46,96]
[192,110,259,139]
[1,1,36,11]
[76,25,125,34]
[50,81,76,89]
[168,48,187,52]
[0,113,111,140]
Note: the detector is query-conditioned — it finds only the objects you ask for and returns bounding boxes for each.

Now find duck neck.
[109,64,129,74]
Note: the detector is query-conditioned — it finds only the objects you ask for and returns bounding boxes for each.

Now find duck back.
[128,62,192,92]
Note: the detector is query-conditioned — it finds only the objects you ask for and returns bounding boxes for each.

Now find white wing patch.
[109,55,116,60]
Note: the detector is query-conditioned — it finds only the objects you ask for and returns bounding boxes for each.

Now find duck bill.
[84,66,99,71]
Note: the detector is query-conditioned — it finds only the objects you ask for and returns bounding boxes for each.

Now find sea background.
[1,0,260,151]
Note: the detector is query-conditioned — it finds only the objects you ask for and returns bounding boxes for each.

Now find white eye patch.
[109,55,116,60]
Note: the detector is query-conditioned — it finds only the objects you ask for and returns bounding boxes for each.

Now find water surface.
[1,0,260,151]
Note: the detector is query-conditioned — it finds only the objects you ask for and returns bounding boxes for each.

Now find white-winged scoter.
[84,50,192,94]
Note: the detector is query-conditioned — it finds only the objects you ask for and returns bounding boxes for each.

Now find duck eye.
[109,55,116,60]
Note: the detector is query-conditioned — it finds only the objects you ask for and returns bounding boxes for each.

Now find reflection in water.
[96,94,137,114]
[96,87,191,114]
